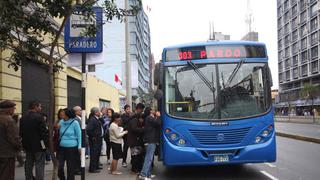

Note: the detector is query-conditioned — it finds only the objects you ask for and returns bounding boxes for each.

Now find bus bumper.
[163,135,276,166]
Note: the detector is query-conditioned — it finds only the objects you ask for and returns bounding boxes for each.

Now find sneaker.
[122,162,127,167]
[138,176,151,180]
[150,174,156,179]
[111,171,123,175]
[85,155,89,159]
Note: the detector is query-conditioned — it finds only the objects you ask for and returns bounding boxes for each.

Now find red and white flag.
[114,74,122,85]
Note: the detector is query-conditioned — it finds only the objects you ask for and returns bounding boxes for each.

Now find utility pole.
[125,0,132,107]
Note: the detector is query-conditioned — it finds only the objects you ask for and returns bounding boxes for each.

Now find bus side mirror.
[154,88,163,101]
[154,62,163,88]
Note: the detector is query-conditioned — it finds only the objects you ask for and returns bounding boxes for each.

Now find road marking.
[265,163,277,168]
[260,170,279,180]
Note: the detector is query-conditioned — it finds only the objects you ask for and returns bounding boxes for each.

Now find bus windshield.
[165,62,271,120]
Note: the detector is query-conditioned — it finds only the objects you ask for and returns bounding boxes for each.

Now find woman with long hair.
[57,108,81,180]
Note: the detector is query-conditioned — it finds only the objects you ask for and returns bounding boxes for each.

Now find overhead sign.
[165,45,266,61]
[64,6,103,53]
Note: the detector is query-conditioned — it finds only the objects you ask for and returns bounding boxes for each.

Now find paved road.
[276,122,320,139]
[15,137,320,180]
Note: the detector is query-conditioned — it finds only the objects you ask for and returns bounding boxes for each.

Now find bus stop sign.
[64,7,103,53]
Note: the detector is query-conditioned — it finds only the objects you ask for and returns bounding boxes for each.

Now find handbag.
[56,120,75,152]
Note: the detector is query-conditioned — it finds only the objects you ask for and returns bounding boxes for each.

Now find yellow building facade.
[0,52,121,115]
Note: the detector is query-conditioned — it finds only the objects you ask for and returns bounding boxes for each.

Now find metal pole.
[125,0,132,107]
[81,53,86,180]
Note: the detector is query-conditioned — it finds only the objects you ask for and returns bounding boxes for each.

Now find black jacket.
[20,112,49,153]
[120,113,131,130]
[127,117,144,147]
[143,115,161,144]
[86,116,103,140]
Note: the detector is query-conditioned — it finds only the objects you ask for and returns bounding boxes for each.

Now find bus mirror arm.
[154,88,163,101]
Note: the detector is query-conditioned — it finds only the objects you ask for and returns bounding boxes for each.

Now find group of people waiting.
[0,99,161,180]
[85,103,161,180]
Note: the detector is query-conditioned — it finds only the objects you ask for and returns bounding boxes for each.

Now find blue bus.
[153,41,276,166]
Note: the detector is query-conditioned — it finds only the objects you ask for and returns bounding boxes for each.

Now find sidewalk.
[15,156,138,180]
[275,115,320,124]
[275,121,320,144]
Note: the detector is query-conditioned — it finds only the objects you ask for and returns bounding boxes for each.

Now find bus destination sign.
[165,45,266,61]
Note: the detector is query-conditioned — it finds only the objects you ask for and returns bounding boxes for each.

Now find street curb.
[276,132,320,144]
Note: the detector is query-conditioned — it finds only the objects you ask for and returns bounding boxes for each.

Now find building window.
[301,37,307,49]
[311,60,319,73]
[292,42,298,54]
[285,47,290,58]
[99,99,111,109]
[311,3,318,17]
[278,39,283,50]
[311,46,318,59]
[278,28,283,38]
[301,50,308,63]
[293,67,299,78]
[279,62,283,72]
[301,64,308,76]
[293,55,299,66]
[292,17,298,29]
[284,0,289,11]
[292,4,298,16]
[300,10,307,23]
[300,0,306,11]
[278,17,282,27]
[285,58,291,69]
[285,23,290,34]
[292,29,298,41]
[279,72,284,82]
[301,24,308,37]
[279,50,284,61]
[286,70,291,81]
[285,35,290,46]
[311,32,318,45]
[311,17,318,32]
[284,11,290,23]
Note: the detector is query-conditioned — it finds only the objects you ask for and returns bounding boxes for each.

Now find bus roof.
[163,40,266,51]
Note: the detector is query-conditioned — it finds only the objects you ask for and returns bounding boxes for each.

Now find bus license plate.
[213,155,229,162]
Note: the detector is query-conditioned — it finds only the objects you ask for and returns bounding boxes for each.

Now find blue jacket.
[59,119,81,148]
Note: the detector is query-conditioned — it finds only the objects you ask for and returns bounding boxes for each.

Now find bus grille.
[189,127,251,145]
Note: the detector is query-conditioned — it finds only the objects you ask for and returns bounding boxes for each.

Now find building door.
[67,76,82,108]
[21,60,50,116]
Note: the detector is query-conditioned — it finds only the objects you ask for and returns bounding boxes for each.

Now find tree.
[137,88,156,108]
[300,83,320,123]
[0,0,141,179]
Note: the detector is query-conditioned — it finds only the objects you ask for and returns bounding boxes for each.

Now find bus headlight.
[262,130,269,137]
[255,136,262,143]
[170,133,178,140]
[164,128,189,146]
[254,124,274,144]
[178,139,186,145]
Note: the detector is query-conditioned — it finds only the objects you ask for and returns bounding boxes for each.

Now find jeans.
[25,151,46,180]
[58,147,79,180]
[140,143,156,178]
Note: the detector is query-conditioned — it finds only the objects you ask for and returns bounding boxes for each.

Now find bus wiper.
[225,59,244,88]
[187,60,215,93]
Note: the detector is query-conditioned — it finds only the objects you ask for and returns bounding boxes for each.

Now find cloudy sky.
[143,0,278,89]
